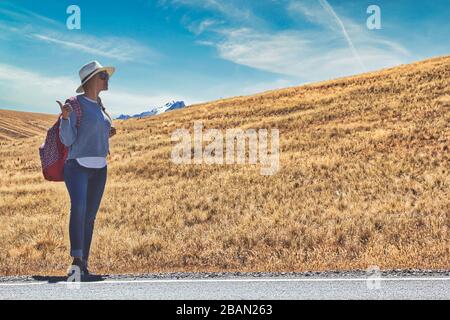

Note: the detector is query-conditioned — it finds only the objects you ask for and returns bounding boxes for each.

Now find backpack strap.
[65,96,83,128]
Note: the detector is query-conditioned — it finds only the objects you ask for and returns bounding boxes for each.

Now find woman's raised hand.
[57,100,73,120]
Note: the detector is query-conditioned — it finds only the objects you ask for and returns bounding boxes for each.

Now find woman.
[57,60,116,279]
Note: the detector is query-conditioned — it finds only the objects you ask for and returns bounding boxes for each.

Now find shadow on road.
[31,274,108,283]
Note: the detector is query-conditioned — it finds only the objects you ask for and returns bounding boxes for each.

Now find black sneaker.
[81,261,104,281]
[81,260,90,276]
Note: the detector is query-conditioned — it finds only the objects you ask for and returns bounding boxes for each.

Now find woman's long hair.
[97,96,113,124]
[97,96,113,156]
[81,81,113,124]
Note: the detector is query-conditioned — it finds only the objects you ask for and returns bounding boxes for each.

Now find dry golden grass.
[0,56,449,276]
[0,109,57,141]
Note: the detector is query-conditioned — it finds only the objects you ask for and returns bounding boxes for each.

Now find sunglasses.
[98,71,109,81]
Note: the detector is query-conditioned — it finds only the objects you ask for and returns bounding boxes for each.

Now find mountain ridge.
[116,100,186,120]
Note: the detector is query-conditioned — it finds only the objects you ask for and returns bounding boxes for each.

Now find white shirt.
[76,157,107,169]
[76,95,108,169]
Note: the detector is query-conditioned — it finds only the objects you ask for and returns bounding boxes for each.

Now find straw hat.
[76,60,115,93]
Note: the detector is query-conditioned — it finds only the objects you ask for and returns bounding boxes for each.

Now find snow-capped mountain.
[115,101,186,120]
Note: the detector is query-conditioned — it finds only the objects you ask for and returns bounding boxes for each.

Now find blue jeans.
[63,159,107,261]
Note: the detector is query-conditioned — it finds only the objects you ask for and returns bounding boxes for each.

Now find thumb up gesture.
[57,100,73,120]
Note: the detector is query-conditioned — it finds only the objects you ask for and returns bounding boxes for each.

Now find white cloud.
[0,63,188,117]
[30,33,158,63]
[0,6,60,27]
[209,26,409,81]
[173,0,262,25]
[0,3,158,63]
[240,78,297,96]
[0,3,170,115]
[101,91,191,116]
[185,0,411,82]
[318,0,366,71]
[213,28,312,77]
[287,0,337,29]
[188,19,221,35]
[0,63,78,113]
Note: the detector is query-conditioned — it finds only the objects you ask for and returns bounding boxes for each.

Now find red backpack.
[39,97,82,182]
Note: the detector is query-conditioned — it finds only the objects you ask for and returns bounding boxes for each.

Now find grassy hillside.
[0,56,449,276]
[0,109,57,141]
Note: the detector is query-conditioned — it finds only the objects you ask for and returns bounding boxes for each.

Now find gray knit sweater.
[59,95,111,159]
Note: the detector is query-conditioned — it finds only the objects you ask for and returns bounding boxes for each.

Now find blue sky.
[0,0,449,117]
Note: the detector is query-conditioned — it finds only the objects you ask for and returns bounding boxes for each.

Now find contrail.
[318,0,366,72]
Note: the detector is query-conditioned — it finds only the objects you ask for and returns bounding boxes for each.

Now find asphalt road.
[0,272,449,300]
